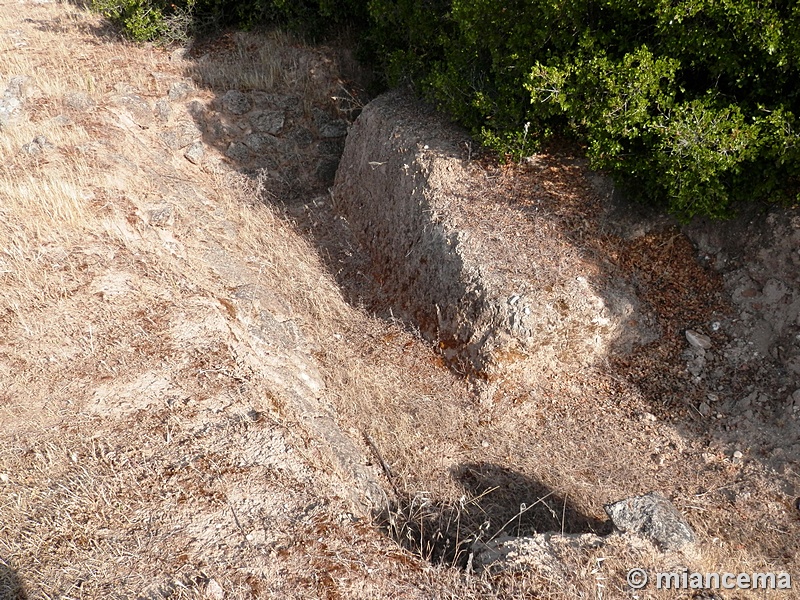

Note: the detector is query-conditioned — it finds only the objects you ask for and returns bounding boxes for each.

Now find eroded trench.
[180,35,800,575]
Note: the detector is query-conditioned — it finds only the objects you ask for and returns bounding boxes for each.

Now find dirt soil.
[0,2,798,600]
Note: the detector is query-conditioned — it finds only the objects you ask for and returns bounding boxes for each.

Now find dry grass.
[0,2,796,599]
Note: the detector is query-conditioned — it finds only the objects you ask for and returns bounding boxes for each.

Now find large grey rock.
[333,90,656,382]
[604,492,696,551]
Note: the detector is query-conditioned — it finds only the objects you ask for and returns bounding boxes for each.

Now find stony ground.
[0,2,798,599]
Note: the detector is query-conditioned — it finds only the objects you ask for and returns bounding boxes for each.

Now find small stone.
[225,141,249,162]
[221,89,251,115]
[698,402,711,416]
[146,204,174,227]
[686,329,712,350]
[605,492,696,551]
[154,98,172,122]
[0,473,8,484]
[205,579,224,600]
[732,450,743,460]
[21,135,52,155]
[64,91,95,112]
[0,95,22,126]
[184,141,204,165]
[168,80,194,101]
[7,76,35,99]
[21,142,41,155]
[481,440,490,448]
[249,110,285,134]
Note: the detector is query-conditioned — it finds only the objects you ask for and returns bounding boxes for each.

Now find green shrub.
[91,0,196,42]
[92,0,368,42]
[92,0,800,219]
[369,0,800,220]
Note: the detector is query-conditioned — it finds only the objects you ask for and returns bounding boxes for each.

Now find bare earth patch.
[0,2,797,600]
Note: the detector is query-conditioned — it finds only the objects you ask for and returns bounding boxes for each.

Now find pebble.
[221,89,251,115]
[184,141,204,165]
[205,579,224,600]
[686,329,712,350]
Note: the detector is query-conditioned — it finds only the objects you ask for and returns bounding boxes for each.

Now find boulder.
[333,90,656,382]
[604,492,696,551]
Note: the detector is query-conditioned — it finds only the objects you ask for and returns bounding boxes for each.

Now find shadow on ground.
[0,560,27,600]
[386,463,612,568]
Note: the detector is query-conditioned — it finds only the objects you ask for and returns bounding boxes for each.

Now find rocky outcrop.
[333,90,656,383]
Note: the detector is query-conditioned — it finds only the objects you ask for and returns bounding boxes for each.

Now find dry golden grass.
[0,2,796,599]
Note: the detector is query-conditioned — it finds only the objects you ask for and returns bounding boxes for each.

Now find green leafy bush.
[93,0,800,219]
[91,0,197,42]
[92,0,368,42]
[368,0,800,220]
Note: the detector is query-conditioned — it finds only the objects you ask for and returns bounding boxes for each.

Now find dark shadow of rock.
[0,559,27,600]
[386,463,611,568]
